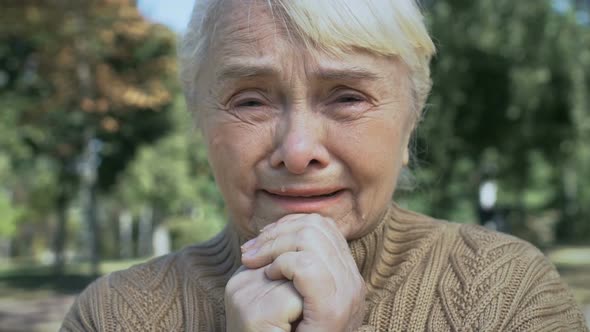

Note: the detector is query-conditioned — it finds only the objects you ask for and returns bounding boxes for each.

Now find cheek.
[334,118,406,186]
[207,128,249,189]
[204,121,272,195]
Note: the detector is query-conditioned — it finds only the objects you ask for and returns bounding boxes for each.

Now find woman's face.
[195,0,415,240]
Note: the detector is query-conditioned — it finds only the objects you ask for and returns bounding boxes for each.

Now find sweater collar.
[347,203,394,279]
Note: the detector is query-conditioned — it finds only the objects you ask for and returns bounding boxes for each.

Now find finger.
[274,281,304,324]
[241,279,303,328]
[242,229,301,268]
[264,251,336,299]
[243,215,353,269]
[225,265,265,295]
[242,222,340,269]
[270,214,349,254]
[227,276,303,331]
[261,213,308,232]
[241,214,305,251]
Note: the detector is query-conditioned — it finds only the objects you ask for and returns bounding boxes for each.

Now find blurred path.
[0,294,75,332]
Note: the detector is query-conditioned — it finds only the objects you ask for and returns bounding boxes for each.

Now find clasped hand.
[224,214,367,332]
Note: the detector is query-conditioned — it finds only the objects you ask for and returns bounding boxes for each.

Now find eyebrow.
[216,64,277,81]
[216,63,382,82]
[315,67,382,82]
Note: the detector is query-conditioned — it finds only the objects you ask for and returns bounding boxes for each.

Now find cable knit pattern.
[61,203,588,331]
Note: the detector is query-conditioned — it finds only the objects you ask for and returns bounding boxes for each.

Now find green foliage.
[1,1,177,192]
[0,155,22,237]
[167,206,226,250]
[113,96,226,247]
[0,1,178,262]
[1,0,589,261]
[399,0,590,245]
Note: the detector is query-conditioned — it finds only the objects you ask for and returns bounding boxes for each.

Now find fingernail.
[241,238,256,251]
[243,248,259,258]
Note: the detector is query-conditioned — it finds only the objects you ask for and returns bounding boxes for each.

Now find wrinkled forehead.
[210,0,291,59]
[182,0,434,116]
[205,0,412,63]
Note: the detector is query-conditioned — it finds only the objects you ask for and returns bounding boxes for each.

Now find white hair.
[179,0,436,116]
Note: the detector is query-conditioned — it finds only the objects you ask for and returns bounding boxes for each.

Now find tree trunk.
[53,189,68,275]
[119,209,133,259]
[138,205,153,257]
[152,224,171,257]
[87,185,100,277]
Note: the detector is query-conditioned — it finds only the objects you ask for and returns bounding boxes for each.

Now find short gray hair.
[179,0,436,118]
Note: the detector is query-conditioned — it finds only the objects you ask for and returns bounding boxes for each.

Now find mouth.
[263,188,344,198]
[260,188,345,212]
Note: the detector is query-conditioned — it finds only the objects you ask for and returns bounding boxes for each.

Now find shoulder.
[393,205,535,252]
[61,272,110,331]
[443,222,560,294]
[61,230,239,331]
[387,206,549,273]
[440,223,587,331]
[61,253,184,331]
[453,222,544,259]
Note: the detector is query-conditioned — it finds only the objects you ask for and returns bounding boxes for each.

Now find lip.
[260,188,345,212]
[265,187,343,197]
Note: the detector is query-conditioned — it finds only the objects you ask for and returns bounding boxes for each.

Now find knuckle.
[295,252,314,269]
[296,227,317,244]
[268,238,281,260]
[294,256,322,280]
[258,229,274,242]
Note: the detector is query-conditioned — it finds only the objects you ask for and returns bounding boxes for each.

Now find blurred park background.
[0,0,589,330]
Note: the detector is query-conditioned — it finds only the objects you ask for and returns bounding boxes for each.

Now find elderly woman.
[62,0,587,331]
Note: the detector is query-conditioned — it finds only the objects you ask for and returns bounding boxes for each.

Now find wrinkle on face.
[193,0,417,239]
[214,0,288,59]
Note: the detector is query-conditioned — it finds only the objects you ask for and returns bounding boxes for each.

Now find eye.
[335,94,365,104]
[228,89,271,111]
[323,88,373,119]
[328,89,370,109]
[225,90,278,122]
[235,99,265,108]
[328,87,368,105]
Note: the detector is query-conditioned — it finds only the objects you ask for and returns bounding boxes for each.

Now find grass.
[547,246,590,307]
[548,247,590,267]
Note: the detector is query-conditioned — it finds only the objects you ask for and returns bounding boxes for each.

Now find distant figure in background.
[61,0,588,331]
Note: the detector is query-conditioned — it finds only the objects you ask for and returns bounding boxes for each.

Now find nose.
[269,112,329,174]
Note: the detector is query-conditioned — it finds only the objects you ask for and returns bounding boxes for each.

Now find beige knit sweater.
[61,204,588,331]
